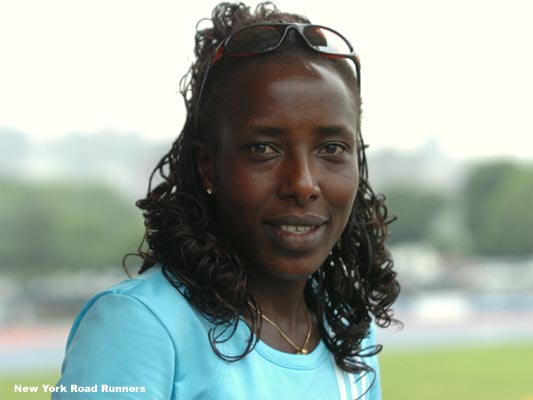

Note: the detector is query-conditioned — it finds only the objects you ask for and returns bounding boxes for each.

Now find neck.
[244,272,319,354]
[246,273,309,325]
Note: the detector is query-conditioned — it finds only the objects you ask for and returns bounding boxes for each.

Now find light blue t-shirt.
[55,267,381,399]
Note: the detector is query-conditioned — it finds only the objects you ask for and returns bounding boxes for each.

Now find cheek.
[214,161,273,219]
[325,164,359,218]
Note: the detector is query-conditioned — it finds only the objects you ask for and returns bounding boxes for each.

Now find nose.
[279,153,321,205]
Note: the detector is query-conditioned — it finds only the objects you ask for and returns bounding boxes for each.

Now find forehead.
[262,57,352,91]
[240,55,355,96]
[216,56,359,125]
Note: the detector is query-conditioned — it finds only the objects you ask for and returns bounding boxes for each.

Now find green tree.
[463,161,533,257]
[384,186,446,244]
[0,180,144,271]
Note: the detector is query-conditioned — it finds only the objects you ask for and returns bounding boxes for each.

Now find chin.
[267,255,326,281]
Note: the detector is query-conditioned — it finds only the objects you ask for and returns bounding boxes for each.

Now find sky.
[1,0,532,160]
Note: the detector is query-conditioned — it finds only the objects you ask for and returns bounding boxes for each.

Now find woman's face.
[198,57,359,283]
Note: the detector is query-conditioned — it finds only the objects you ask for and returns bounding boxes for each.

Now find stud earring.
[206,188,213,195]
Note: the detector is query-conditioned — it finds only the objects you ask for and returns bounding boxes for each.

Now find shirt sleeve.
[53,293,175,399]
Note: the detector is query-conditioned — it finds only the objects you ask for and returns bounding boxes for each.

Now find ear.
[193,140,215,192]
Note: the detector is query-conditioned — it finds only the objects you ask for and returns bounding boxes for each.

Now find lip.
[263,213,328,252]
[265,213,328,226]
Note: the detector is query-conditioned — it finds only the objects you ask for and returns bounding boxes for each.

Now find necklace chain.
[248,301,312,355]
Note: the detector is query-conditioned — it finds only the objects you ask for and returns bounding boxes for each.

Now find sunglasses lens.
[225,26,284,53]
[303,26,352,55]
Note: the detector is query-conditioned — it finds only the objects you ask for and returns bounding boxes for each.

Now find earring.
[206,188,213,195]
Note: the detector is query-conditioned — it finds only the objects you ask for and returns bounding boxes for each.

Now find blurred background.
[1,0,532,399]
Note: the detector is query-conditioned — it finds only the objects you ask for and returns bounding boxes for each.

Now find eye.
[319,143,347,155]
[248,143,278,155]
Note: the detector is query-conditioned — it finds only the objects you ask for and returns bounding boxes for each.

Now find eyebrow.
[315,126,354,136]
[250,124,354,137]
[250,126,286,136]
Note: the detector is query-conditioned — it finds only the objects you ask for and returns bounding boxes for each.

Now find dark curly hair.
[134,1,400,374]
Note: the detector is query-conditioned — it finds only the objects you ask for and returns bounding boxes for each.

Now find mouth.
[279,225,317,234]
[264,214,328,251]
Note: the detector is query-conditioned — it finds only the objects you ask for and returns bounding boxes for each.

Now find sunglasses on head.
[194,23,361,131]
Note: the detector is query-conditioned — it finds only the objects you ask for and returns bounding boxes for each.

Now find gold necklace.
[248,302,312,355]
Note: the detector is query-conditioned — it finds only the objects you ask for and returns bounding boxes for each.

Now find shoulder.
[57,267,224,399]
[83,265,184,309]
[57,267,187,399]
[65,266,194,347]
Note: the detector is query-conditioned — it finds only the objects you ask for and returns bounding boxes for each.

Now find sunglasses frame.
[194,23,361,132]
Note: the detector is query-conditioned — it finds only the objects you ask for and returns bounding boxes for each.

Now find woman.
[55,2,399,399]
